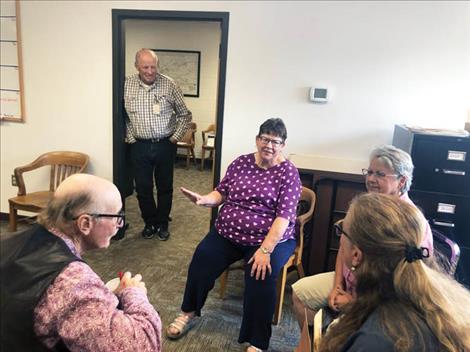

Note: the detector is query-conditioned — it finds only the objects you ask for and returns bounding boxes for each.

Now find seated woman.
[166,118,301,352]
[319,193,470,351]
[292,145,434,327]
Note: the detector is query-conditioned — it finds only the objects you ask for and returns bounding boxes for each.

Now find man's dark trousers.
[131,138,177,228]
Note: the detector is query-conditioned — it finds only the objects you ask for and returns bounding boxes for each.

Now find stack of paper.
[405,125,469,137]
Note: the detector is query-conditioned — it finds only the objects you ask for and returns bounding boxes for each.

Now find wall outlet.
[11,174,17,186]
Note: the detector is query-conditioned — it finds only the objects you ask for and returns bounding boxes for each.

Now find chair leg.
[273,264,288,325]
[191,148,196,166]
[219,269,229,299]
[297,262,305,279]
[201,149,206,171]
[9,203,17,232]
[186,149,190,169]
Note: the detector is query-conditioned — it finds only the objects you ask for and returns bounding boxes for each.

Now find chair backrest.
[432,228,460,275]
[202,123,216,145]
[296,187,316,252]
[180,122,197,145]
[15,151,89,195]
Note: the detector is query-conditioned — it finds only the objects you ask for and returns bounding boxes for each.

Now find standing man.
[124,48,192,240]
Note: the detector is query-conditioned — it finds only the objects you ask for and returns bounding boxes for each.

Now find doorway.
[112,10,229,224]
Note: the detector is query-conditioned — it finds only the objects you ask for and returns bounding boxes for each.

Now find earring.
[350,266,356,272]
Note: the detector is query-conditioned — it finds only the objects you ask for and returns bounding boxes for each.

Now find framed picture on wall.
[153,49,201,97]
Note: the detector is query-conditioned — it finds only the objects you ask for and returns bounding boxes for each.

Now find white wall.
[124,20,220,158]
[1,1,469,214]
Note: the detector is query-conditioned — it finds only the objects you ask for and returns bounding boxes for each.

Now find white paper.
[447,150,466,162]
[0,90,21,118]
[437,203,456,214]
[206,135,215,147]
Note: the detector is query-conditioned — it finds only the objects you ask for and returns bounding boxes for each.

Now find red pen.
[118,271,124,280]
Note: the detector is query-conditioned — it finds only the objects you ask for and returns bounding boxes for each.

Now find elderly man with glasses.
[1,174,162,352]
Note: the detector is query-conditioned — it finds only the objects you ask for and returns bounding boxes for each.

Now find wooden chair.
[8,151,89,231]
[295,308,313,352]
[177,122,197,169]
[200,123,216,171]
[312,308,323,352]
[219,186,316,325]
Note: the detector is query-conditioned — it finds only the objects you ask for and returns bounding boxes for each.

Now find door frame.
[112,9,229,213]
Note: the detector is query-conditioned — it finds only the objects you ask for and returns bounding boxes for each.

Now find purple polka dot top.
[215,153,301,246]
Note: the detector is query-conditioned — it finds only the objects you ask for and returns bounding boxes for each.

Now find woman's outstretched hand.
[180,187,202,204]
[180,187,216,207]
[181,187,225,209]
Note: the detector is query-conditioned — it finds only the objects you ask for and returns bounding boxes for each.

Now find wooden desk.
[289,154,367,275]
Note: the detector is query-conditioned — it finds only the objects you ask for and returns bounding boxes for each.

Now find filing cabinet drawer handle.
[442,169,466,176]
[432,220,455,228]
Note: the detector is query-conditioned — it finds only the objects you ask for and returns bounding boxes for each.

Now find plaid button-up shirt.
[124,73,192,143]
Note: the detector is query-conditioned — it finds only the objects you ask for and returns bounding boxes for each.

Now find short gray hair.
[370,145,414,193]
[135,48,158,66]
[37,192,97,232]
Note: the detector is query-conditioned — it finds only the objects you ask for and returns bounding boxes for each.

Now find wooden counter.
[289,154,368,275]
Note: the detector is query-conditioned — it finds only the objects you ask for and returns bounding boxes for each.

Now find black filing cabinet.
[393,125,470,287]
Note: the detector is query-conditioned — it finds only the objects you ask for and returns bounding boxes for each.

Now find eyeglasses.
[334,219,352,241]
[73,211,125,226]
[258,135,284,147]
[362,168,399,178]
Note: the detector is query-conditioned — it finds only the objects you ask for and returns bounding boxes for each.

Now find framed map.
[153,49,200,97]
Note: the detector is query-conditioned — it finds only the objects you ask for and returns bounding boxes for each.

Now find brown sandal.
[166,313,199,340]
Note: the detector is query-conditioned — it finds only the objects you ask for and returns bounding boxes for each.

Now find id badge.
[153,103,160,114]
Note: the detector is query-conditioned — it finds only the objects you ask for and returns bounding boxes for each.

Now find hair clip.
[405,245,429,263]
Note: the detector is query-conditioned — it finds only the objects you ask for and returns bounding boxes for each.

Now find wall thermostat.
[309,87,328,103]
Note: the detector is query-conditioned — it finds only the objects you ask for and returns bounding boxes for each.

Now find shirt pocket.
[156,95,174,116]
[125,95,138,113]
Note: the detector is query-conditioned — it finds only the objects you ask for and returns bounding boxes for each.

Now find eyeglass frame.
[361,168,400,179]
[334,219,352,241]
[73,211,125,226]
[257,135,284,147]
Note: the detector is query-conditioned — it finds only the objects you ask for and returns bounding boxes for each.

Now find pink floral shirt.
[33,231,162,352]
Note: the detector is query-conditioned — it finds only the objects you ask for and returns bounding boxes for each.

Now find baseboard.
[175,155,213,169]
[0,212,29,221]
[175,155,203,163]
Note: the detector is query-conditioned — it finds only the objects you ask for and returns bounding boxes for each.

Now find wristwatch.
[260,246,272,255]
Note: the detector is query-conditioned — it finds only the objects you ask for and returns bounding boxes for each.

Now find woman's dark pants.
[181,228,296,350]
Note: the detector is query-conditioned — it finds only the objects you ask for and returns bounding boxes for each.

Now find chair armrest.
[13,156,49,196]
[201,125,216,144]
[297,208,314,227]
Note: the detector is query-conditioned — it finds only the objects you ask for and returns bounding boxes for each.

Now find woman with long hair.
[320,192,470,351]
[292,145,433,327]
